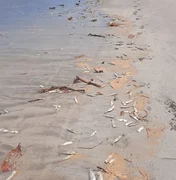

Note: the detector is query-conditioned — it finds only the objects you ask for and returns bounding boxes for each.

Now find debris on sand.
[108,22,120,27]
[91,19,97,22]
[68,17,73,20]
[88,33,106,38]
[39,86,85,93]
[128,34,135,39]
[28,98,44,103]
[74,76,102,88]
[49,7,56,10]
[67,128,76,134]
[94,67,104,73]
[75,54,85,59]
[1,143,22,172]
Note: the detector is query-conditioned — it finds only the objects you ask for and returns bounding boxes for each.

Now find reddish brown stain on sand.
[110,76,129,89]
[146,127,165,145]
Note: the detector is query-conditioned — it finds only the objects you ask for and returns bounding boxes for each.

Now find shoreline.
[0,0,176,179]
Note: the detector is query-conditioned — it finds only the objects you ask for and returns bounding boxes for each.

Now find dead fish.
[74,96,78,104]
[126,100,133,104]
[121,101,126,106]
[109,93,118,96]
[104,153,114,164]
[96,172,103,180]
[128,122,138,127]
[120,106,131,109]
[60,154,74,162]
[60,141,73,146]
[39,85,44,88]
[87,94,96,97]
[118,119,128,122]
[104,115,114,119]
[137,126,144,133]
[114,73,118,77]
[62,151,76,155]
[6,170,17,180]
[111,100,114,106]
[125,121,133,126]
[104,105,115,114]
[129,113,139,121]
[67,128,76,134]
[0,128,18,134]
[90,131,97,137]
[88,169,96,180]
[112,134,124,145]
[111,119,116,128]
[3,109,8,114]
[109,158,115,164]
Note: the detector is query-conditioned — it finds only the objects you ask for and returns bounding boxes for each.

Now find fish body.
[96,172,103,180]
[112,134,124,145]
[105,105,115,114]
[60,141,73,146]
[89,169,96,180]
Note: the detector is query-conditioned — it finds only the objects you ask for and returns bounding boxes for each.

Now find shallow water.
[0,0,109,60]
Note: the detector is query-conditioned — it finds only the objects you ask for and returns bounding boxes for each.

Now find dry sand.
[0,0,176,179]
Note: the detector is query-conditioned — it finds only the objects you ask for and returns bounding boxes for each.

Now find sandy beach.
[0,0,176,179]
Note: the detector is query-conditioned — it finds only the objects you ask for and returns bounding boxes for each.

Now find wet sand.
[0,0,176,179]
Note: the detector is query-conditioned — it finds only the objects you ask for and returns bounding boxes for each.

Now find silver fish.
[118,119,128,122]
[62,151,76,155]
[74,96,78,104]
[96,172,103,180]
[88,169,96,180]
[125,121,133,126]
[61,155,74,161]
[112,134,124,145]
[137,126,144,133]
[60,141,73,146]
[109,93,118,96]
[6,170,17,180]
[109,158,115,164]
[111,100,114,106]
[105,105,115,114]
[0,128,18,134]
[104,153,114,164]
[125,100,133,104]
[120,106,131,109]
[90,131,97,137]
